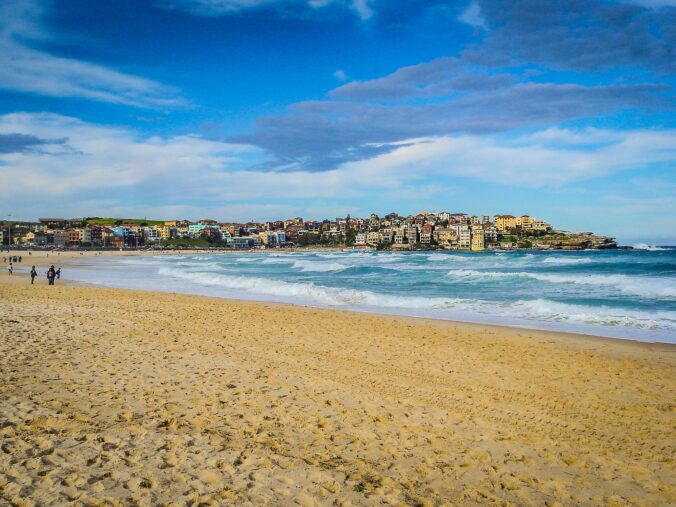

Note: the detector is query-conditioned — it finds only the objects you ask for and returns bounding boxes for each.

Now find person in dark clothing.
[47,265,56,285]
[30,266,37,284]
[56,267,61,280]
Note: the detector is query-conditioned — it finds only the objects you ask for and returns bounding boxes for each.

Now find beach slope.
[1,276,674,505]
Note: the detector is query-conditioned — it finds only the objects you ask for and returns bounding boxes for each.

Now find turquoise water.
[66,247,676,343]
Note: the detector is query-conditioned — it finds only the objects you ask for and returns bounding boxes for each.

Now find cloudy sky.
[0,0,675,244]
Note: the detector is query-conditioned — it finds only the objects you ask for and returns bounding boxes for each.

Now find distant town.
[1,212,618,251]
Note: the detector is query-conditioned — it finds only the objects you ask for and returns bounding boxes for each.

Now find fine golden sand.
[1,259,675,506]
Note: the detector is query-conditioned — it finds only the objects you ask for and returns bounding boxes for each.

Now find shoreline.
[5,248,675,347]
[1,268,674,505]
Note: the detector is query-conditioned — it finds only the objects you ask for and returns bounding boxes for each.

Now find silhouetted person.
[47,265,56,285]
[30,266,37,284]
[56,267,61,280]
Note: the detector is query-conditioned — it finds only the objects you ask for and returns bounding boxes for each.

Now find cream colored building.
[470,225,485,251]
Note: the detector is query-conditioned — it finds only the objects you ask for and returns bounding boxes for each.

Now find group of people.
[43,265,60,285]
[6,260,60,285]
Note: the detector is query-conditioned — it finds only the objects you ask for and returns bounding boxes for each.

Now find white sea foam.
[234,257,258,263]
[506,299,675,330]
[157,266,472,309]
[633,243,668,251]
[154,266,676,333]
[541,256,593,265]
[446,269,676,299]
[291,260,348,272]
[260,256,294,264]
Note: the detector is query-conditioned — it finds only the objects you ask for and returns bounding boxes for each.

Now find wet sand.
[1,263,674,506]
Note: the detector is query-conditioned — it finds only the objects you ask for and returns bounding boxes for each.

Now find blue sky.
[0,0,675,244]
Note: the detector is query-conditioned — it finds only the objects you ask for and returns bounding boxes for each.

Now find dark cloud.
[466,0,676,72]
[231,0,675,171]
[0,133,68,154]
[232,82,670,171]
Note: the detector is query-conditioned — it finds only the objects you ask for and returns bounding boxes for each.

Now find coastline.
[1,268,675,505]
[5,248,675,346]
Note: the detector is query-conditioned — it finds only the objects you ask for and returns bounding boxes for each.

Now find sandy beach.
[1,255,675,506]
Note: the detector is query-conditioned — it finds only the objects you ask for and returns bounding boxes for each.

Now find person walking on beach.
[47,265,55,285]
[7,262,13,276]
[30,266,37,284]
[56,267,61,280]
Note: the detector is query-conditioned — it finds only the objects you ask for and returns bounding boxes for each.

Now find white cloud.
[0,0,185,108]
[0,113,375,219]
[341,128,676,187]
[2,113,674,221]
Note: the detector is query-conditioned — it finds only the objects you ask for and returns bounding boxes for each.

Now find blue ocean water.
[65,247,676,343]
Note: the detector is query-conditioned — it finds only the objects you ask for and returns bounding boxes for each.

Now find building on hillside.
[532,220,551,232]
[405,225,419,244]
[455,225,471,250]
[68,229,81,245]
[109,236,124,248]
[188,223,207,236]
[380,229,394,244]
[142,227,159,242]
[494,215,517,232]
[366,231,381,246]
[433,228,457,249]
[354,232,367,246]
[483,226,497,246]
[53,230,70,248]
[420,224,433,244]
[471,225,485,251]
[517,215,534,231]
[232,237,258,249]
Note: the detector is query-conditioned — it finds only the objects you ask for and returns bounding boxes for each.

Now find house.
[517,215,534,231]
[380,229,394,243]
[433,228,457,249]
[142,226,159,242]
[232,237,257,249]
[355,233,367,246]
[68,229,81,244]
[109,236,125,248]
[188,223,207,236]
[366,231,381,246]
[483,226,497,246]
[405,225,419,244]
[533,220,551,232]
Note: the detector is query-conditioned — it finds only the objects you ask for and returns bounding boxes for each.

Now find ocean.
[65,246,676,343]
